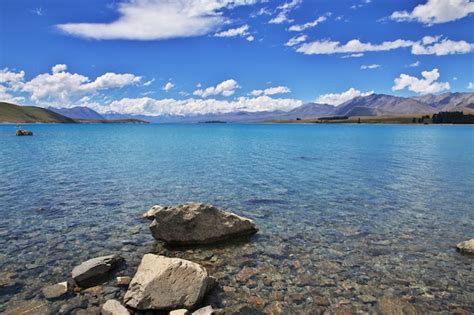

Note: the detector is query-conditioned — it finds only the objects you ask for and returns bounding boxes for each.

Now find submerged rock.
[72,255,124,288]
[456,239,474,254]
[102,299,130,315]
[149,202,258,245]
[41,281,69,300]
[192,305,218,315]
[124,254,211,310]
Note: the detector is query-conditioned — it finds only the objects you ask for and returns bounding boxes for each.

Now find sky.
[0,0,473,116]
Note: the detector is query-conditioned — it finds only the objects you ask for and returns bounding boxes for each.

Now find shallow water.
[0,124,473,314]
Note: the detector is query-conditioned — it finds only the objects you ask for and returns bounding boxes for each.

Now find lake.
[0,124,473,314]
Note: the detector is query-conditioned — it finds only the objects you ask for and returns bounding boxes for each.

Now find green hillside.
[0,102,76,123]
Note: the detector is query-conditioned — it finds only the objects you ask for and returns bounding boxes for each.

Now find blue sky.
[0,0,473,115]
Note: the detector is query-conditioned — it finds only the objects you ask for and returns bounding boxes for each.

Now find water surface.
[0,124,473,313]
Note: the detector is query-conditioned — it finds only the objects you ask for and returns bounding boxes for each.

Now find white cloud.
[390,0,474,25]
[246,35,255,42]
[341,53,364,58]
[0,68,25,87]
[297,38,414,55]
[102,95,303,115]
[269,0,301,24]
[163,82,175,92]
[143,79,155,86]
[193,79,239,98]
[296,37,473,56]
[15,64,141,105]
[392,68,450,94]
[468,82,474,89]
[288,15,327,32]
[214,25,250,38]
[285,35,307,47]
[57,0,257,40]
[250,86,291,96]
[52,64,68,74]
[411,38,473,56]
[360,64,380,70]
[408,61,420,67]
[315,88,374,106]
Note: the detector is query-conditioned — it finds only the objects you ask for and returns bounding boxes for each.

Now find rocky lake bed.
[1,202,473,315]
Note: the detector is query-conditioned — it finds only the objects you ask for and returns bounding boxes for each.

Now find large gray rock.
[72,255,124,288]
[101,299,130,315]
[456,239,474,254]
[149,203,258,245]
[124,254,211,310]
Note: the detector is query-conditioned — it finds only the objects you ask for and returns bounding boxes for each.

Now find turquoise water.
[0,124,473,313]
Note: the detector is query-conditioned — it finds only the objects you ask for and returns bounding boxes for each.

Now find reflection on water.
[0,124,473,313]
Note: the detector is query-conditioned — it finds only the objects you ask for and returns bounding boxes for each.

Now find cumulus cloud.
[390,0,474,25]
[468,82,474,89]
[288,15,328,32]
[163,82,175,92]
[392,68,450,94]
[1,64,141,105]
[103,95,303,116]
[193,79,239,98]
[411,37,473,55]
[56,0,257,40]
[296,37,473,56]
[214,25,250,38]
[315,88,374,106]
[360,64,380,70]
[269,0,301,24]
[250,86,291,96]
[285,35,307,47]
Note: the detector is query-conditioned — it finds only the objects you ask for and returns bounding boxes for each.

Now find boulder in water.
[456,239,474,254]
[124,254,212,310]
[71,255,124,288]
[149,202,258,245]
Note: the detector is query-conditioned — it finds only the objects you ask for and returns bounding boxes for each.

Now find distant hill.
[48,106,105,120]
[0,102,76,123]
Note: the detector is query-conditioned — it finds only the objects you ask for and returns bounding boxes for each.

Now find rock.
[101,300,130,315]
[5,300,50,315]
[236,267,257,282]
[192,306,216,315]
[456,239,474,254]
[360,294,376,304]
[143,205,166,220]
[124,254,211,310]
[378,297,423,315]
[0,272,16,288]
[149,203,258,245]
[72,255,124,288]
[41,281,69,300]
[170,310,191,315]
[116,276,131,286]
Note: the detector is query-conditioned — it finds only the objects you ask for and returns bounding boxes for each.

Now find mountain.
[335,94,435,116]
[412,92,474,113]
[48,106,105,120]
[280,103,336,119]
[0,102,76,123]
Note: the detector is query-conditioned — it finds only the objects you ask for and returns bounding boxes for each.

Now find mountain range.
[3,92,473,124]
[101,92,474,123]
